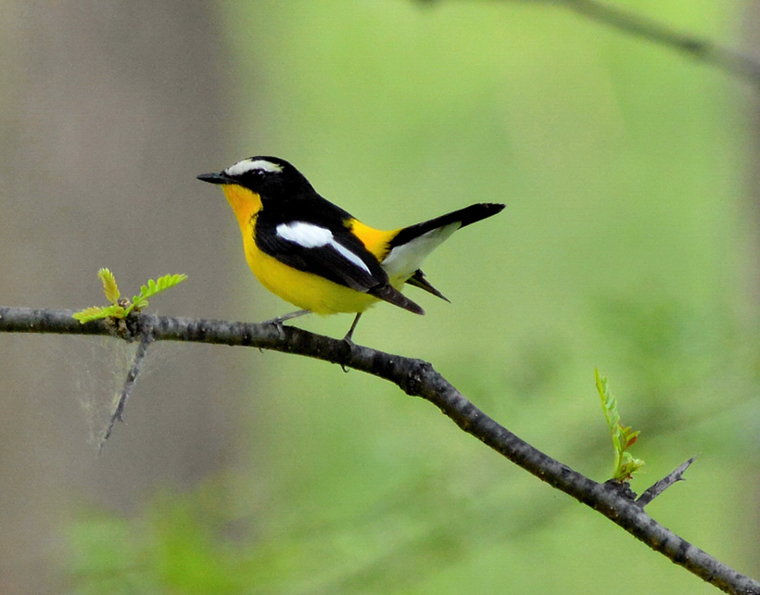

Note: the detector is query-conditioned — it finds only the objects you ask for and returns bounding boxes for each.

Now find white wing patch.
[226,158,284,176]
[276,221,332,247]
[382,223,461,283]
[276,222,371,274]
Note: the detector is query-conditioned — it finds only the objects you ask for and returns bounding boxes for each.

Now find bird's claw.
[262,315,287,339]
[339,335,355,373]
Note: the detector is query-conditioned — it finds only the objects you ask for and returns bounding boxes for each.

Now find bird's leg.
[343,313,362,344]
[338,313,363,373]
[262,309,311,328]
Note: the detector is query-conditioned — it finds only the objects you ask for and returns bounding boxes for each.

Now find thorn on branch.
[636,456,697,508]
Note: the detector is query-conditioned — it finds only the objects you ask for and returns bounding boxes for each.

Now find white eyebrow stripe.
[276,222,371,274]
[226,159,283,176]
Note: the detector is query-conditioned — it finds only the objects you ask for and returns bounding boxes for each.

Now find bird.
[197,156,504,341]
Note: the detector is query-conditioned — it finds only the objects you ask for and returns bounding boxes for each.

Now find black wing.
[254,208,423,314]
[256,215,384,291]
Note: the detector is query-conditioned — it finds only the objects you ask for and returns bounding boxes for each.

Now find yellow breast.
[222,184,383,315]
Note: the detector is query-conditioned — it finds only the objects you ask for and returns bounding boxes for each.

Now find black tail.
[390,203,505,249]
[406,269,450,302]
[368,283,425,315]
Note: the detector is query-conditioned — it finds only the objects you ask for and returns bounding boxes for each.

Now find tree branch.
[423,0,760,86]
[558,0,760,86]
[1,305,757,594]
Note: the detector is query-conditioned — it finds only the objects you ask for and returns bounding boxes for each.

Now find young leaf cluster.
[73,268,187,323]
[595,368,644,482]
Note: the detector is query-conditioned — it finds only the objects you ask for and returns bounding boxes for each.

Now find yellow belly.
[244,234,380,315]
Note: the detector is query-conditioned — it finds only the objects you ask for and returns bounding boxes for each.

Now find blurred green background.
[1,1,758,593]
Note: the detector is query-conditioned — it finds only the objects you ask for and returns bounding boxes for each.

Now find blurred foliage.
[65,1,760,593]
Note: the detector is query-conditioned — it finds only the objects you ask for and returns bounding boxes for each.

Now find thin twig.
[636,456,697,507]
[559,0,760,85]
[426,0,760,86]
[98,332,153,453]
[0,306,758,595]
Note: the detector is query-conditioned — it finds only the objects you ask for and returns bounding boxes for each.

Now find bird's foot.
[262,310,311,337]
[339,336,355,373]
[338,313,362,372]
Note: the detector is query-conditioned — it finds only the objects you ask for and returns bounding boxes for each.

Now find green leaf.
[98,268,121,304]
[72,304,127,323]
[595,369,644,482]
[127,273,188,315]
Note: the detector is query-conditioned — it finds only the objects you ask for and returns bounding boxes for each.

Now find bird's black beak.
[197,172,231,185]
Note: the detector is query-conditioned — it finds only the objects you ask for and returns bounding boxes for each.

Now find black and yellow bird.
[198,156,504,340]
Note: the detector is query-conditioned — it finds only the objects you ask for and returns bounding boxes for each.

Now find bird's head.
[197,156,313,201]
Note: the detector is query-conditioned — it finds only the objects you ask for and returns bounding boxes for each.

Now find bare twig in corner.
[560,0,760,86]
[422,0,760,86]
